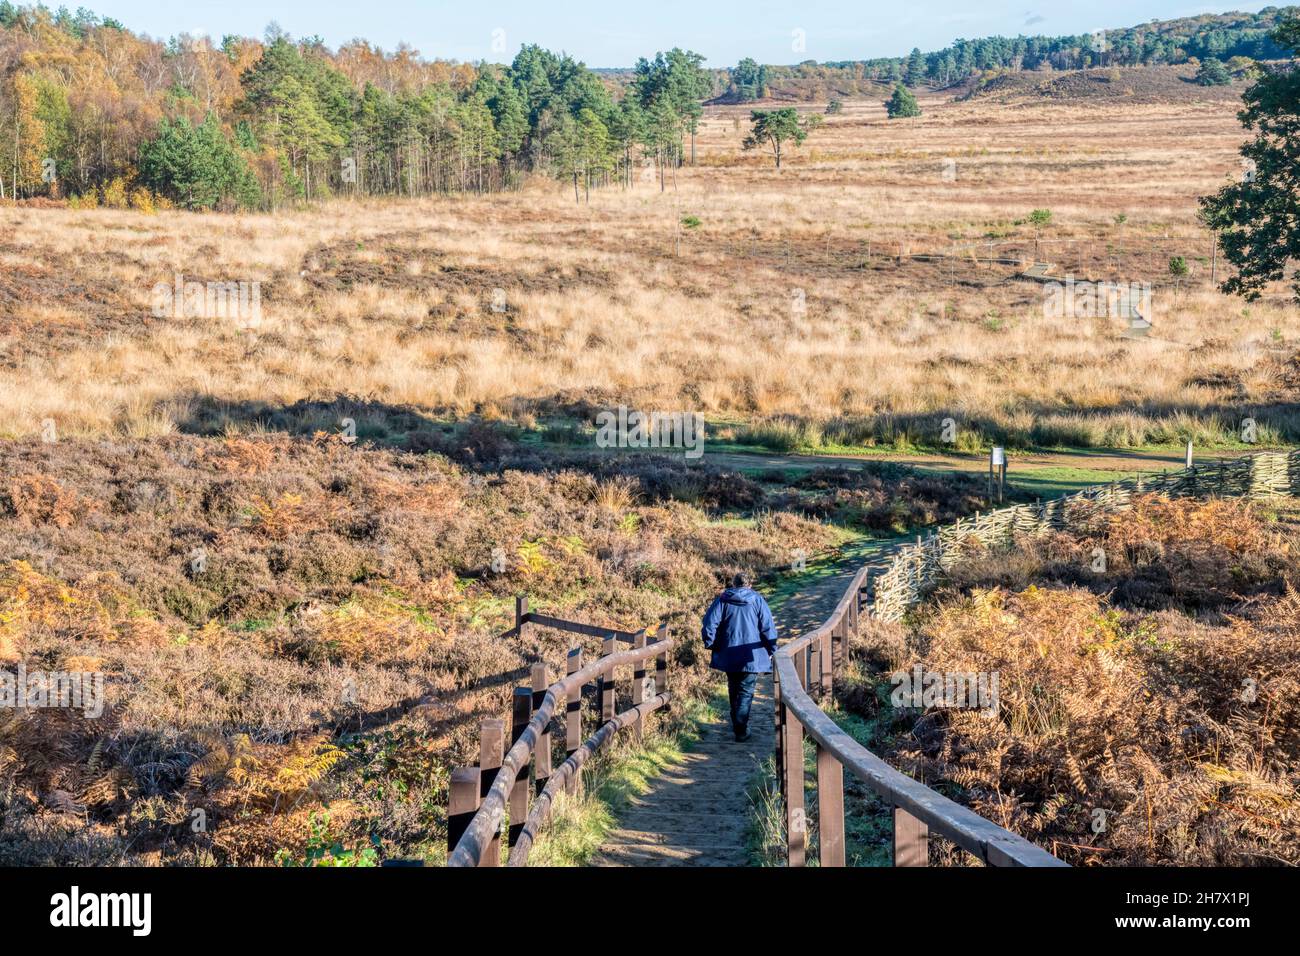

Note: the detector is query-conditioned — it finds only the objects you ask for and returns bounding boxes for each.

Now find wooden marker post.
[991,446,1006,504]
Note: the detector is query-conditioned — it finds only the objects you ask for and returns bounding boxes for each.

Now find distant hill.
[960,62,1256,105]
[710,6,1297,103]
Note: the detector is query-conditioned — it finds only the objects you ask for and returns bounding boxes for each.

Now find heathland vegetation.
[839,495,1300,865]
[2,3,1299,869]
[0,429,1004,863]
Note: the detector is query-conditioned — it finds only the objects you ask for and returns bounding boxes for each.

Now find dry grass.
[0,92,1296,449]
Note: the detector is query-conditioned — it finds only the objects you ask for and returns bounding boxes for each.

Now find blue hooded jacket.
[701,587,779,673]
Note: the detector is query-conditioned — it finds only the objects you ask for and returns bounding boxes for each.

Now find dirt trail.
[591,548,877,866]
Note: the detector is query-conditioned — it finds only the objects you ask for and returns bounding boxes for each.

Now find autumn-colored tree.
[2,72,46,197]
[0,7,647,207]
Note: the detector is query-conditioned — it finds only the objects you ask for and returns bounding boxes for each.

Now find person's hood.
[721,587,754,605]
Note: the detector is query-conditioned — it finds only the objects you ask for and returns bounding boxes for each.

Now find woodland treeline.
[719,7,1296,100]
[0,3,709,208]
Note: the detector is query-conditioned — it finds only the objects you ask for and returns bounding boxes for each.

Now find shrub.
[129,188,156,213]
[884,85,921,118]
[1195,58,1232,86]
[100,176,129,209]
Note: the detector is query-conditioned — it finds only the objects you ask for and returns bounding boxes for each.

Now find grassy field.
[2,83,1297,451]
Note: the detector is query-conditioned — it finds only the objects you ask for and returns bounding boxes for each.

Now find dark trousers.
[726,671,759,739]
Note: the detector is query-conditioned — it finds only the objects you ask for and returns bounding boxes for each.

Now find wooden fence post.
[508,687,532,849]
[774,671,785,802]
[894,807,929,866]
[516,595,528,641]
[816,745,844,867]
[654,624,669,694]
[821,626,834,698]
[784,709,805,866]
[808,637,822,698]
[448,767,481,863]
[531,662,550,797]
[565,647,583,795]
[631,631,647,743]
[598,636,617,722]
[478,718,505,866]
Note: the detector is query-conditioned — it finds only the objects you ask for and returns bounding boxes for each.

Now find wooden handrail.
[773,570,1068,868]
[523,611,649,644]
[447,612,672,867]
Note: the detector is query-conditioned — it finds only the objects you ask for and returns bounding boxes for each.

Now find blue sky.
[93,1,1273,67]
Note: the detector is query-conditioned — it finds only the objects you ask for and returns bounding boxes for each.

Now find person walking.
[700,572,778,742]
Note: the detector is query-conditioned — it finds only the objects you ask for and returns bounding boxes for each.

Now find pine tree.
[549,112,585,202]
[741,107,814,169]
[1195,58,1232,86]
[139,114,260,210]
[732,58,767,102]
[904,48,927,87]
[608,96,644,189]
[885,85,922,118]
[485,77,528,168]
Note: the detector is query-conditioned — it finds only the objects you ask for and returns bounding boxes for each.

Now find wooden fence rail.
[446,605,672,867]
[774,449,1300,868]
[508,691,670,865]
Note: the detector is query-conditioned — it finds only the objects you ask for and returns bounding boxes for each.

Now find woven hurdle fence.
[871,450,1300,622]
